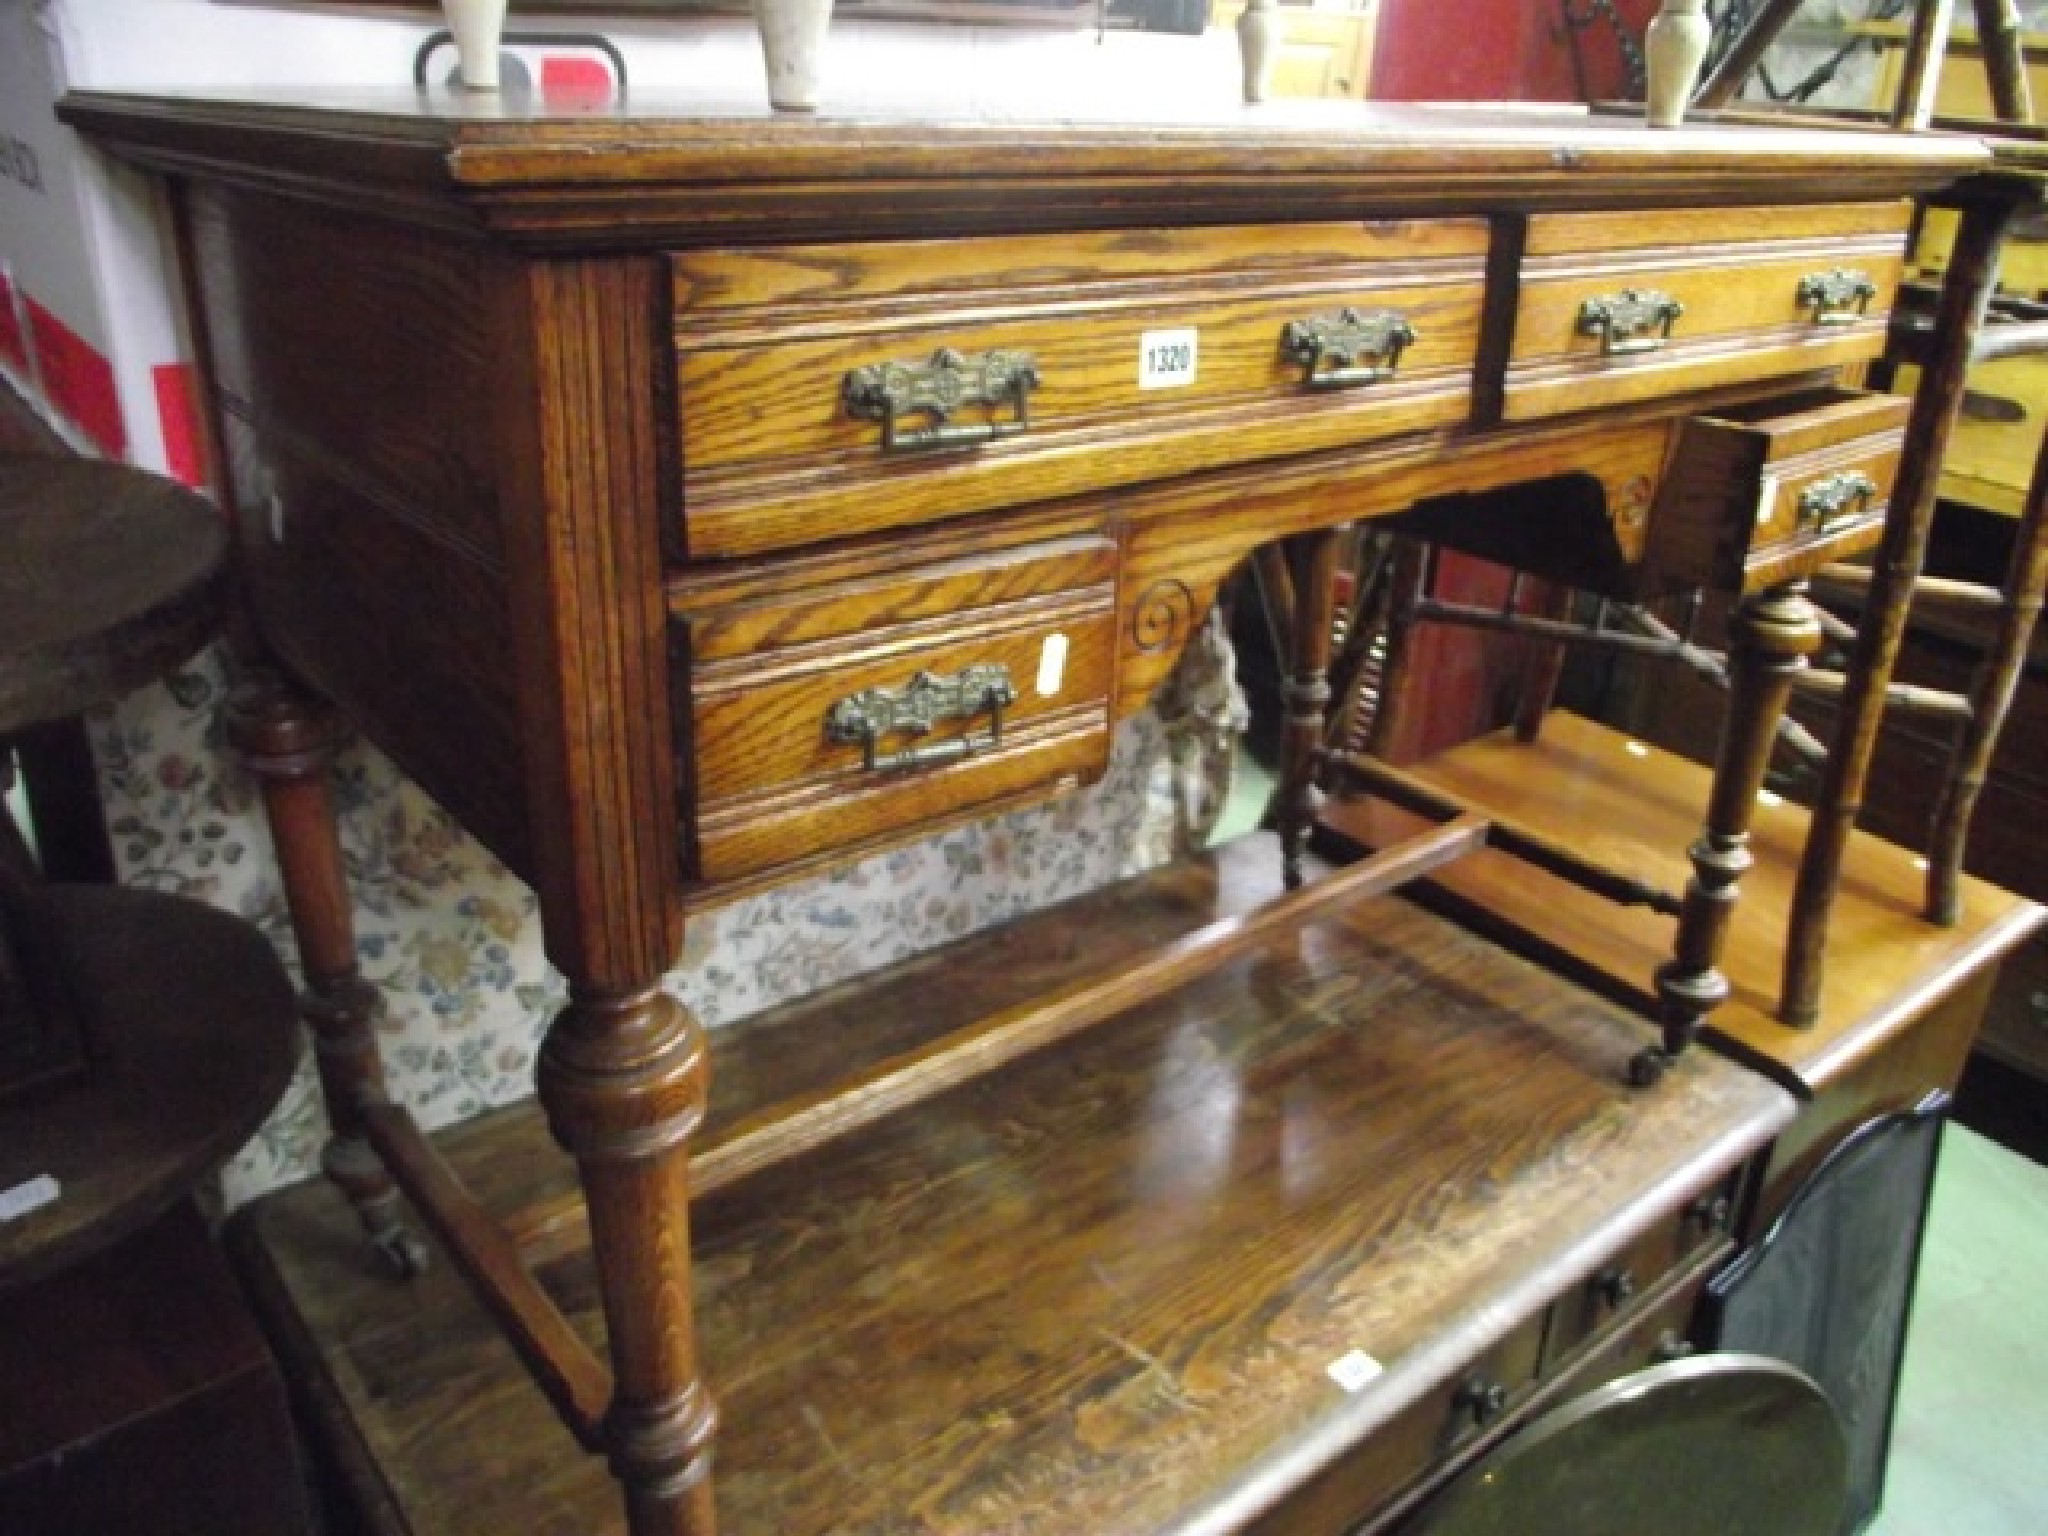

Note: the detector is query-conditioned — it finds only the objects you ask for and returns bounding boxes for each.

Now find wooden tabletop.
[230,837,1789,1536]
[1317,711,2047,1095]
[0,456,227,736]
[0,884,299,1295]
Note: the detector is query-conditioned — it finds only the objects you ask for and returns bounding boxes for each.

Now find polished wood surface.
[58,91,1987,1535]
[1317,710,2045,1096]
[0,883,299,1293]
[0,456,226,735]
[230,838,1790,1536]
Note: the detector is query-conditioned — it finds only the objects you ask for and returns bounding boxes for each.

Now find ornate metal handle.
[1797,471,1878,529]
[1279,307,1417,390]
[825,664,1017,772]
[1797,268,1879,327]
[1577,288,1685,356]
[841,347,1039,456]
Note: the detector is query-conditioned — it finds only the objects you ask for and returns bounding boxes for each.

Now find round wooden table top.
[0,455,228,734]
[0,884,300,1295]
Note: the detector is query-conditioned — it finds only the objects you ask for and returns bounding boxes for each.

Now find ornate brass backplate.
[1577,288,1685,356]
[825,664,1018,772]
[1796,268,1879,326]
[1278,307,1418,390]
[841,347,1040,455]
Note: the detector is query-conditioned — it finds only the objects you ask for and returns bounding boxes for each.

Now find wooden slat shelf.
[230,834,1790,1536]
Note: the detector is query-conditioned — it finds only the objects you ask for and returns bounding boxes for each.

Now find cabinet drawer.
[677,536,1118,885]
[1645,386,1909,593]
[1542,1174,1738,1373]
[1505,202,1912,422]
[671,221,1488,557]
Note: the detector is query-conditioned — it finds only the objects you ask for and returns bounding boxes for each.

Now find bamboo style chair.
[1326,0,2048,1028]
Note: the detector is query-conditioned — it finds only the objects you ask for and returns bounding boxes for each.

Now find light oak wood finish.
[57,91,1986,1535]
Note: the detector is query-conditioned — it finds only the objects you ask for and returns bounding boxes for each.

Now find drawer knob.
[1797,267,1880,327]
[1577,288,1684,356]
[1652,1330,1697,1364]
[1279,307,1416,390]
[841,347,1039,455]
[825,664,1017,773]
[1797,471,1878,530]
[1593,1265,1637,1311]
[1685,1193,1733,1234]
[1454,1375,1509,1427]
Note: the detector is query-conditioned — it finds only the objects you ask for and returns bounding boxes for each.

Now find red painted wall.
[1371,0,1663,103]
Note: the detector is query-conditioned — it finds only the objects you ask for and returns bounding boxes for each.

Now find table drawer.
[678,536,1118,885]
[1505,202,1912,423]
[671,221,1488,557]
[1645,386,1909,593]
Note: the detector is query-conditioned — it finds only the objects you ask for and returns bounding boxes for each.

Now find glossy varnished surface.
[232,840,1789,1536]
[1317,711,2046,1094]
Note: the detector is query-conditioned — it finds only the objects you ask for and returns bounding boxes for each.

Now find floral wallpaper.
[90,612,1248,1209]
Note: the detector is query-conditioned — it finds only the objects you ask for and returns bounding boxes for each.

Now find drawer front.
[679,536,1119,885]
[1505,202,1912,423]
[672,221,1488,557]
[1541,1174,1738,1373]
[1646,386,1910,592]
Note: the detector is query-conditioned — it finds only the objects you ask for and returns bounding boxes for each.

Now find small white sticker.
[1326,1349,1384,1393]
[1757,476,1780,526]
[1037,632,1069,698]
[0,1175,60,1224]
[1138,328,1198,391]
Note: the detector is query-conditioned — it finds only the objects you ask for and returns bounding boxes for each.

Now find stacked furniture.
[61,89,1993,1534]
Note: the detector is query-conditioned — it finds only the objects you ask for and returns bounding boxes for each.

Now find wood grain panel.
[1506,203,1913,422]
[673,224,1487,557]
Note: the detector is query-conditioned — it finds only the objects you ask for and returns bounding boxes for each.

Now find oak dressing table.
[57,91,1985,1534]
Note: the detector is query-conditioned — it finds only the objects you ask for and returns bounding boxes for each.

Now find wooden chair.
[1329,2,2048,1028]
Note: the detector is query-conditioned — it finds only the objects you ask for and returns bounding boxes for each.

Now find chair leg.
[1646,581,1820,1082]
[1927,434,2048,924]
[1367,537,1430,762]
[1970,0,2037,123]
[1276,526,1347,890]
[226,672,426,1276]
[1782,194,2021,1027]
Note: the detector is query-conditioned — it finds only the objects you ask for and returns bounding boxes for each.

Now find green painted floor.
[1869,1124,2048,1534]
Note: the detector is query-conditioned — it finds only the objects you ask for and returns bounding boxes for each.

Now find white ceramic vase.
[1237,0,1281,105]
[756,0,836,113]
[1644,0,1711,129]
[441,0,508,92]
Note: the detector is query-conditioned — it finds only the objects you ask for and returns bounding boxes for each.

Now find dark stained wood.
[0,883,298,1293]
[1783,193,2024,1025]
[1,1202,313,1536]
[0,456,227,735]
[1277,527,1347,888]
[228,839,1790,1536]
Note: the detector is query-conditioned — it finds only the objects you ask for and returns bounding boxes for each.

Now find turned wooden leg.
[1784,195,2020,1025]
[227,673,426,1275]
[540,985,717,1536]
[1641,581,1820,1083]
[1276,526,1347,889]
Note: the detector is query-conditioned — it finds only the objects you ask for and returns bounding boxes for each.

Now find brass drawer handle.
[1453,1375,1509,1428]
[1797,471,1879,529]
[1577,288,1684,356]
[1279,307,1416,390]
[841,347,1039,456]
[1797,268,1879,327]
[825,664,1017,773]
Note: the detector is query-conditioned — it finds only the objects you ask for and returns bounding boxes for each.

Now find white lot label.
[1037,632,1070,697]
[0,1175,60,1224]
[1326,1349,1384,1393]
[1138,328,1198,390]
